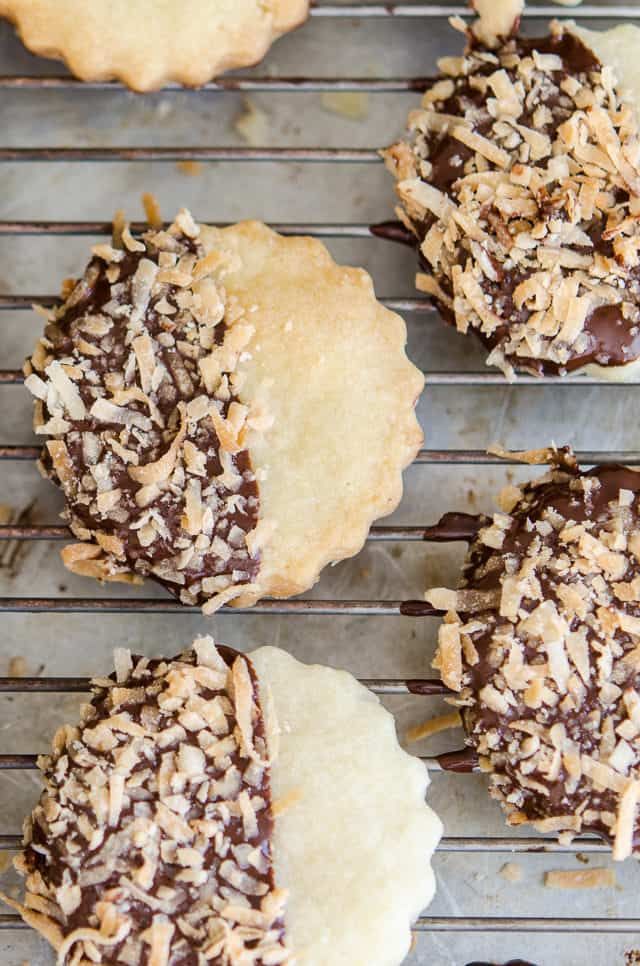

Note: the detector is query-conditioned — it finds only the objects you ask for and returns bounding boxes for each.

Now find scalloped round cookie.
[0,0,309,91]
[209,221,424,607]
[24,212,423,612]
[1,638,442,965]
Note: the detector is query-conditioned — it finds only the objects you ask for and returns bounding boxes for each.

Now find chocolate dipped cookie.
[24,210,423,613]
[1,637,441,965]
[428,450,640,859]
[381,0,640,379]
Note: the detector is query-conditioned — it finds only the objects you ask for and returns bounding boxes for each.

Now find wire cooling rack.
[1,0,640,957]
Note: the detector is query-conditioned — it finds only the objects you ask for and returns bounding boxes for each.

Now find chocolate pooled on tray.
[381,0,640,379]
[428,448,640,859]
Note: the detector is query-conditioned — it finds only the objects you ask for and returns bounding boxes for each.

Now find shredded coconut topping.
[383,19,640,377]
[24,210,264,612]
[432,458,640,858]
[3,639,291,964]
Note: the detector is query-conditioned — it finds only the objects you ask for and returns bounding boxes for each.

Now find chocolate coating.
[385,21,640,376]
[25,213,260,609]
[17,642,289,965]
[435,462,640,854]
[466,961,539,966]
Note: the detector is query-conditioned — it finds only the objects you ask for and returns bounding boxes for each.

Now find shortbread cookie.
[0,1,309,91]
[382,0,640,379]
[1,637,442,965]
[24,211,423,612]
[428,452,640,858]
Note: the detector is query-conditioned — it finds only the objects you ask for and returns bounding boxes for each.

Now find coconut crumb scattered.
[499,861,523,883]
[321,92,369,121]
[7,656,27,677]
[544,868,616,889]
[406,710,462,743]
[175,160,204,177]
[234,98,269,146]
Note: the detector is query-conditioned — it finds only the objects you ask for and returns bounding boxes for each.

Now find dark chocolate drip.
[370,220,417,247]
[466,961,539,966]
[423,511,487,543]
[437,748,479,773]
[407,678,452,696]
[400,599,442,617]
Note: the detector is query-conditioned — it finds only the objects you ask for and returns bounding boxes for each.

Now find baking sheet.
[0,3,639,964]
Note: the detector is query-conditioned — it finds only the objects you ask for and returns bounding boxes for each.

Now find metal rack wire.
[1,0,640,948]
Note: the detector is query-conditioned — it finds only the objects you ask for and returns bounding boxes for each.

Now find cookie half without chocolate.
[0,637,441,965]
[427,450,640,858]
[381,0,640,379]
[0,1,309,91]
[24,210,424,613]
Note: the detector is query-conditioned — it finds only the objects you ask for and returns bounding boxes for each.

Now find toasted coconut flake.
[451,125,510,168]
[45,361,86,420]
[545,868,617,889]
[406,710,462,743]
[46,440,74,487]
[433,620,463,691]
[471,0,523,47]
[613,779,640,861]
[425,587,458,611]
[232,656,266,766]
[132,334,155,394]
[129,406,187,485]
[142,193,162,230]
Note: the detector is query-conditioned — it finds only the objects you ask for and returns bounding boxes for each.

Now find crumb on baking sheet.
[626,951,640,965]
[234,97,269,145]
[544,868,616,889]
[7,656,27,677]
[406,710,462,743]
[500,861,523,883]
[175,160,204,176]
[321,92,369,121]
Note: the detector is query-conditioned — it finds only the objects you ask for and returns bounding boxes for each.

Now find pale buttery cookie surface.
[24,211,423,612]
[1,638,442,966]
[428,451,640,858]
[381,0,640,379]
[250,645,442,966]
[0,0,309,91]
